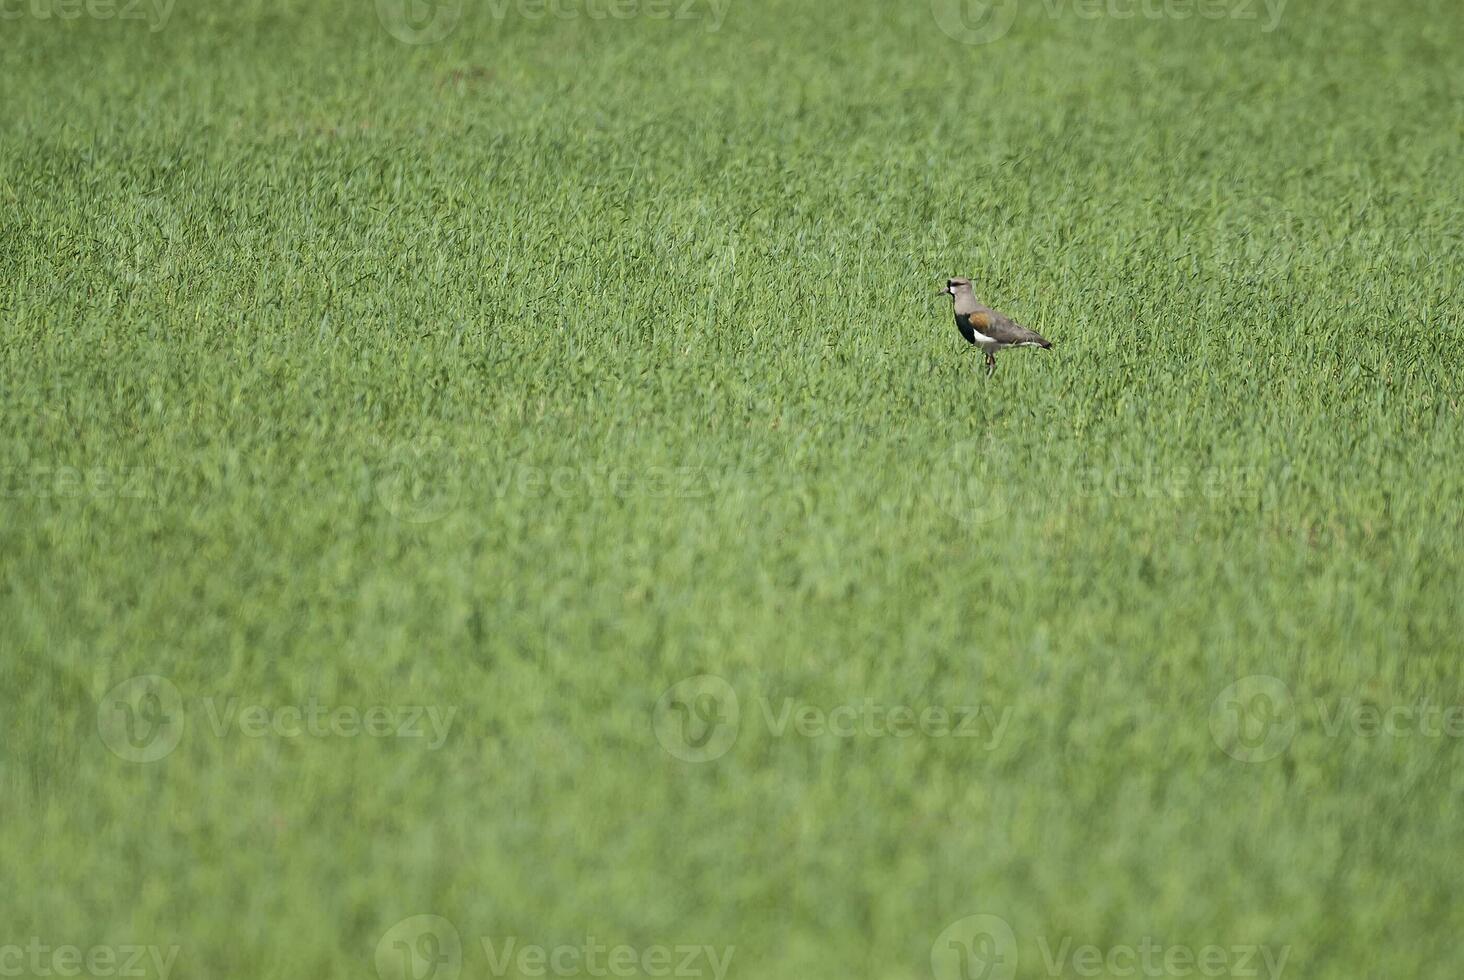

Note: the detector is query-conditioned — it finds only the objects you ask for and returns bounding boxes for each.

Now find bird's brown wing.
[978,309,1051,347]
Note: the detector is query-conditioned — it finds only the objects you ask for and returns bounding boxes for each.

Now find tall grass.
[2,0,1461,976]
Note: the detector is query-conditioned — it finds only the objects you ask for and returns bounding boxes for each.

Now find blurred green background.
[2,0,1461,976]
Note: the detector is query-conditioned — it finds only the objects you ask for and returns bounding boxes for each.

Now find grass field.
[3,0,1462,976]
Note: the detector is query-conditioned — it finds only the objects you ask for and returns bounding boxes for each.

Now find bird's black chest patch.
[955,314,978,345]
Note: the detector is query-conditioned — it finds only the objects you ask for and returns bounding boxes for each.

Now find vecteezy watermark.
[932,0,1284,46]
[1313,699,1464,739]
[1215,193,1305,252]
[1040,0,1285,32]
[94,675,187,764]
[0,940,181,979]
[375,0,461,43]
[652,674,741,763]
[1031,937,1290,979]
[483,464,728,503]
[928,441,1011,527]
[757,698,1011,747]
[930,914,1290,980]
[372,438,464,524]
[475,938,733,979]
[0,0,173,31]
[652,674,1013,763]
[1209,675,1296,762]
[368,441,734,524]
[925,447,1261,529]
[375,916,463,980]
[1066,463,1261,502]
[932,914,1019,980]
[1211,675,1464,763]
[374,916,735,980]
[376,0,728,44]
[931,0,1020,46]
[96,675,457,763]
[0,464,165,504]
[485,0,729,30]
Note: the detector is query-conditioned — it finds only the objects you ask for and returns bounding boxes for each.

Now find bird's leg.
[985,351,997,376]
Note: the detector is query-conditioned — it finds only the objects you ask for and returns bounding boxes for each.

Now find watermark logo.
[376,0,462,43]
[97,678,458,764]
[1039,0,1286,32]
[932,0,1285,44]
[931,917,1291,980]
[1068,463,1260,502]
[374,438,463,524]
[932,914,1019,980]
[1212,676,1464,762]
[377,0,729,42]
[931,0,1020,45]
[653,674,740,763]
[1033,937,1290,978]
[0,464,165,504]
[929,441,1009,527]
[1209,675,1296,763]
[97,675,186,764]
[484,0,728,30]
[758,697,1010,748]
[373,918,733,979]
[0,0,175,32]
[478,938,733,978]
[921,458,1262,528]
[484,463,725,503]
[0,939,181,979]
[653,677,1012,763]
[376,915,464,980]
[367,451,731,523]
[1217,193,1302,251]
[1315,698,1464,740]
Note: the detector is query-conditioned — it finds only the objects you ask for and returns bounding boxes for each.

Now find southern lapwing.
[943,277,1053,375]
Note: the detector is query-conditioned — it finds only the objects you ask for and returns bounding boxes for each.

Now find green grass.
[2,0,1462,976]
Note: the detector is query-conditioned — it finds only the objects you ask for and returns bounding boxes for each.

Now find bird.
[942,277,1052,375]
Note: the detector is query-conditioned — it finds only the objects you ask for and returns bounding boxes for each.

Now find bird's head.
[944,277,973,300]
